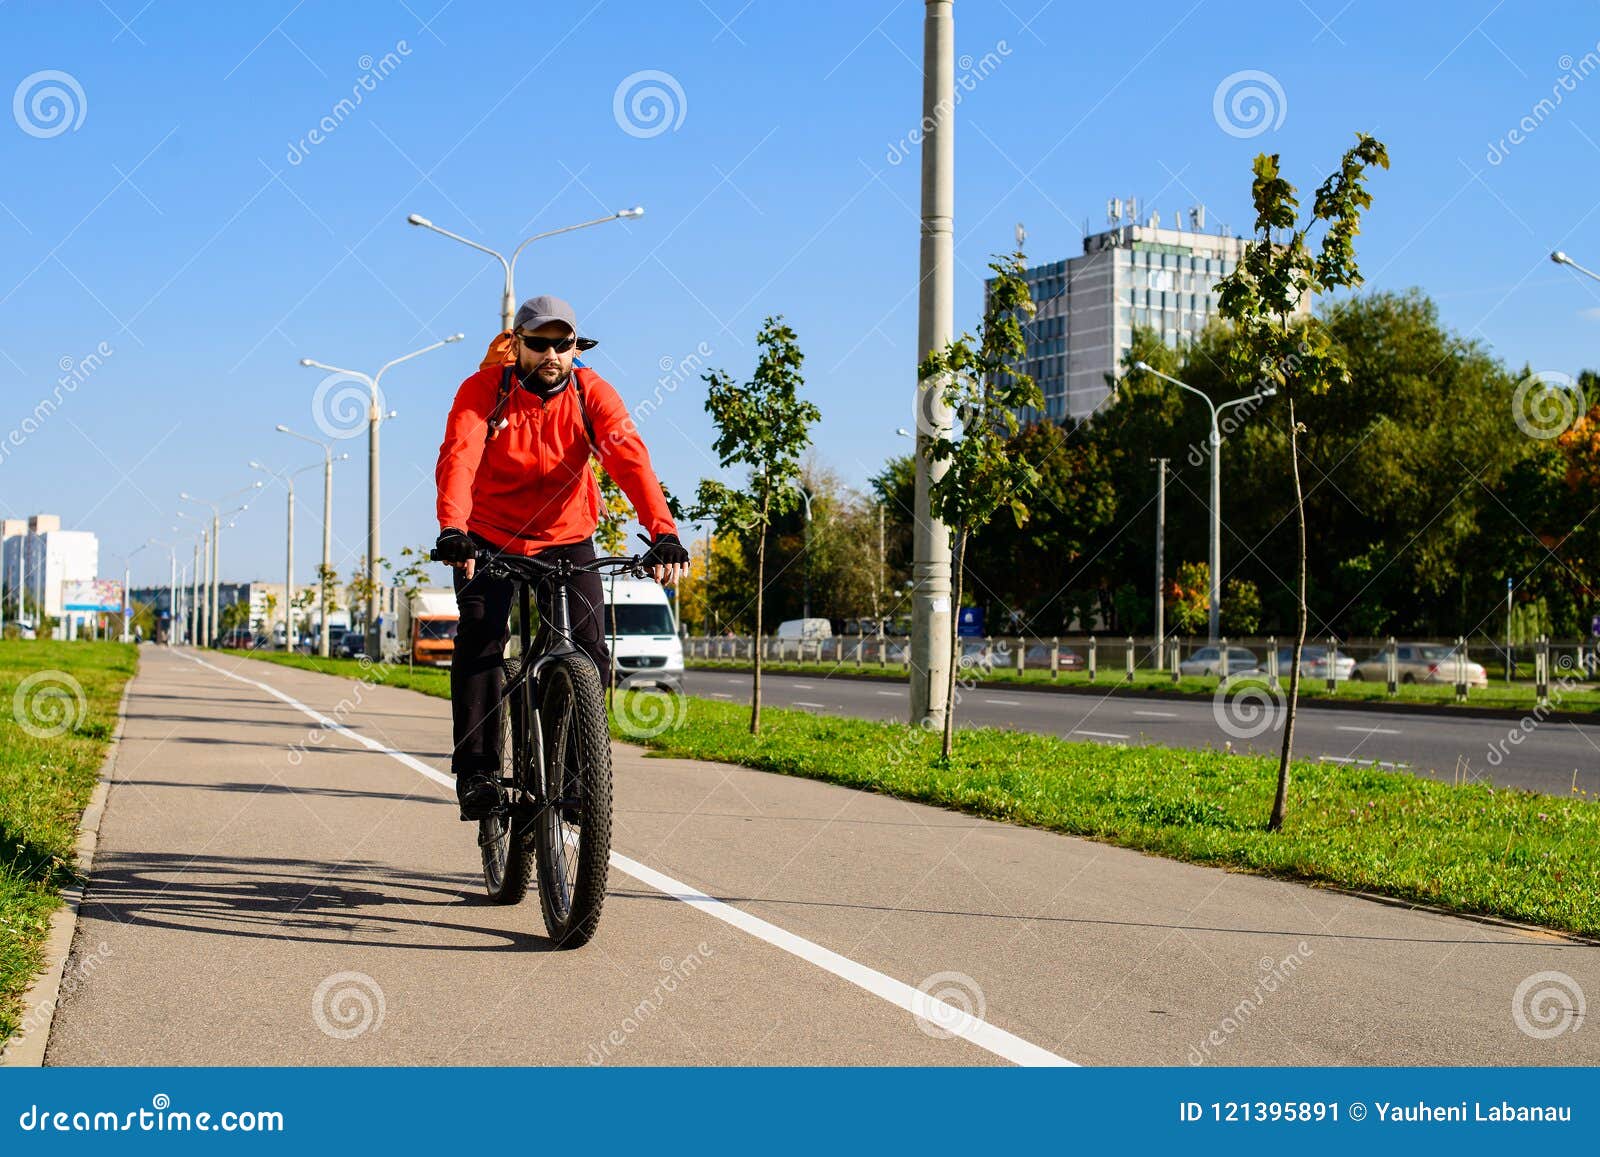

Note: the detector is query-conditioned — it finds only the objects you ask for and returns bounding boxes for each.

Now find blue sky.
[4,0,1600,585]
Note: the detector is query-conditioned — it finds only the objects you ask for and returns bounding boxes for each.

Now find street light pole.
[407,208,645,331]
[1551,249,1600,284]
[911,0,955,728]
[299,335,463,656]
[180,483,260,646]
[252,460,323,649]
[1135,363,1276,643]
[1151,457,1168,667]
[121,542,150,641]
[798,487,814,622]
[277,426,346,657]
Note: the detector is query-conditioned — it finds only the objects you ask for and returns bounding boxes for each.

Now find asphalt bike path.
[43,647,1597,1065]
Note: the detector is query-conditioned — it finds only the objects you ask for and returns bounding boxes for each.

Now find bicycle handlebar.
[428,545,649,583]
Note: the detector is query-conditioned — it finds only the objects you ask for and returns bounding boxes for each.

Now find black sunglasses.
[516,333,577,354]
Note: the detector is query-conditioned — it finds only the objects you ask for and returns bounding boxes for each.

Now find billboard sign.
[63,578,123,612]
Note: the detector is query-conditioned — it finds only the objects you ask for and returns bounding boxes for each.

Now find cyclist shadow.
[82,849,570,953]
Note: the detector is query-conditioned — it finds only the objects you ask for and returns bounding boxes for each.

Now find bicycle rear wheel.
[480,657,533,904]
[532,654,612,946]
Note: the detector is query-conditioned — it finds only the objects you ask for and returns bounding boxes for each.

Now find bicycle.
[431,543,646,946]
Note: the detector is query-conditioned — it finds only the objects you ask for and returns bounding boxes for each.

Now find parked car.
[1023,644,1086,670]
[1272,645,1356,681]
[1351,643,1488,686]
[775,617,832,639]
[337,632,366,659]
[219,627,257,649]
[1178,645,1262,677]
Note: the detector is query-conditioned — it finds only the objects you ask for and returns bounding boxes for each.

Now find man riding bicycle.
[434,295,690,819]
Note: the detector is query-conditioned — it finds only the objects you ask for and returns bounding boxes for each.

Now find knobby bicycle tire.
[532,654,613,946]
[480,657,534,904]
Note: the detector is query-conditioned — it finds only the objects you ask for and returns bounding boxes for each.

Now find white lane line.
[1335,725,1402,736]
[982,698,1022,706]
[1073,729,1130,740]
[172,652,1076,1068]
[710,692,732,699]
[793,701,827,709]
[1319,755,1411,769]
[875,691,900,697]
[794,683,815,690]
[609,851,1073,1067]
[1134,710,1179,718]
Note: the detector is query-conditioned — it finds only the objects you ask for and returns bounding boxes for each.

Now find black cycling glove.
[434,527,475,564]
[640,532,689,568]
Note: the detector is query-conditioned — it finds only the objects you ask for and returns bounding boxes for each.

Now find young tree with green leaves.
[917,252,1046,758]
[1215,133,1388,830]
[693,316,819,735]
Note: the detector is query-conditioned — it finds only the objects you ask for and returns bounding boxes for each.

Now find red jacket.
[435,364,676,555]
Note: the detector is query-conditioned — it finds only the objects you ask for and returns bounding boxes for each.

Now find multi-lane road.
[684,670,1600,797]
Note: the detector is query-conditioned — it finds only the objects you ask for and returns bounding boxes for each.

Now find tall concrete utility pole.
[1151,458,1167,668]
[910,0,955,727]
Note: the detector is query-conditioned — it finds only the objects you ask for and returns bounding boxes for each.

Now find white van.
[776,617,832,639]
[602,577,683,692]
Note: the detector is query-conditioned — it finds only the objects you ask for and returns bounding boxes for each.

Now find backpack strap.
[483,365,515,445]
[571,367,598,454]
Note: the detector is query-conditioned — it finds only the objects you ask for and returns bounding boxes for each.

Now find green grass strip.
[0,641,137,1044]
[237,651,1600,937]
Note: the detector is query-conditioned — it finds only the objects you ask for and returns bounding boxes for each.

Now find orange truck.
[385,588,459,666]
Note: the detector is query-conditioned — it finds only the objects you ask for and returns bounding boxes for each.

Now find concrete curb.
[0,676,132,1067]
[687,663,1600,725]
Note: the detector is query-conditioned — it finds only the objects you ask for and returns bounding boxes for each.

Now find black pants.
[450,537,610,777]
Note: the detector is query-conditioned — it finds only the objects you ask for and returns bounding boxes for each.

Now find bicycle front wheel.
[532,654,613,946]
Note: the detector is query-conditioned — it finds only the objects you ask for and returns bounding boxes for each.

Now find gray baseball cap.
[513,295,598,350]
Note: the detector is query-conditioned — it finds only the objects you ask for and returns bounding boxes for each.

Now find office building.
[1010,202,1294,421]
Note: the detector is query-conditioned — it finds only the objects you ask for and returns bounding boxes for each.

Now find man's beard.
[517,361,571,395]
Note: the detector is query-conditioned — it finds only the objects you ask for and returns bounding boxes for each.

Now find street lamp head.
[407,213,431,227]
[896,427,912,438]
[337,452,350,461]
[1552,250,1569,265]
[446,333,464,343]
[1134,360,1153,372]
[618,206,644,219]
[386,409,399,420]
[179,491,192,500]
[298,358,313,367]
[1260,387,1279,398]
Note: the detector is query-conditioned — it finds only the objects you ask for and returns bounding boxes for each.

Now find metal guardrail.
[683,633,1596,704]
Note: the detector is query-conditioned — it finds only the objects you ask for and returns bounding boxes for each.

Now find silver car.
[1178,645,1261,677]
[1351,643,1488,686]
